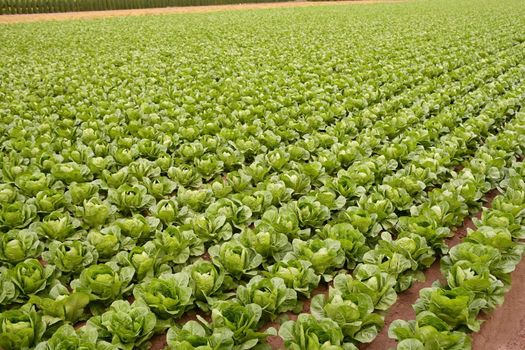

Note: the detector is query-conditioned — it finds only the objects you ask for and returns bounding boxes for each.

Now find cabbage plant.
[184,259,235,311]
[70,263,134,303]
[35,325,116,350]
[203,301,273,349]
[43,240,98,273]
[8,259,55,301]
[166,320,234,350]
[0,304,46,350]
[0,202,37,229]
[209,240,262,280]
[87,300,158,350]
[237,276,298,319]
[29,282,90,324]
[108,184,155,213]
[286,238,345,281]
[279,314,355,350]
[0,229,43,265]
[133,272,193,319]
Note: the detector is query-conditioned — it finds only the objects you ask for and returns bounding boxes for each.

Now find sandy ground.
[470,187,525,349]
[359,259,444,350]
[0,0,404,24]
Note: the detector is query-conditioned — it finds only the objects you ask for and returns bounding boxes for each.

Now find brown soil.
[149,334,167,350]
[361,257,525,350]
[0,0,405,24]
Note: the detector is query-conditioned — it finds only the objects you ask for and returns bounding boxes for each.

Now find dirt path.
[0,0,404,24]
[359,260,443,350]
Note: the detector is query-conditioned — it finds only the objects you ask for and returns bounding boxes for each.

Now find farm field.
[1,0,525,349]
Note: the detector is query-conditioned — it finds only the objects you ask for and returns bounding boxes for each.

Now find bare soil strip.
[0,0,405,24]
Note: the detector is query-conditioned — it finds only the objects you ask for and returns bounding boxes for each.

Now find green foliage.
[0,1,524,349]
[35,325,116,350]
[70,263,134,303]
[86,300,159,350]
[133,272,194,319]
[237,276,298,319]
[389,162,525,349]
[166,320,235,350]
[43,240,98,274]
[205,301,274,349]
[0,229,43,265]
[29,282,91,324]
[0,304,46,350]
[279,314,357,350]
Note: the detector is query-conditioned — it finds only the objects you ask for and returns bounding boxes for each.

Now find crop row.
[1,71,522,349]
[389,161,525,349]
[275,90,525,349]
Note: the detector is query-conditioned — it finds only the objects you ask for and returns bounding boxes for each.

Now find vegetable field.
[1,0,525,349]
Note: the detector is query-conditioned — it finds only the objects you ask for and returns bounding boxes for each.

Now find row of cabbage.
[1,68,522,349]
[388,162,525,349]
[1,2,525,349]
[275,91,525,349]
